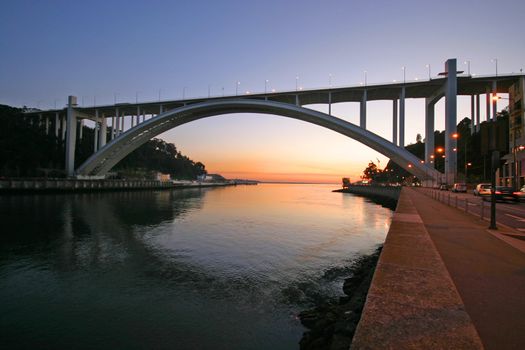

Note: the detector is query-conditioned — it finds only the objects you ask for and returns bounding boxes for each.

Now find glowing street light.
[436,147,444,153]
[452,133,459,139]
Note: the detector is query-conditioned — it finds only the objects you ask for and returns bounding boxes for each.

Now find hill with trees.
[0,104,207,179]
[360,111,509,185]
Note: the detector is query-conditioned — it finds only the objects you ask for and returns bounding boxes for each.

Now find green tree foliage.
[0,105,207,179]
[379,111,509,184]
[116,138,207,179]
[0,105,64,177]
[361,161,388,183]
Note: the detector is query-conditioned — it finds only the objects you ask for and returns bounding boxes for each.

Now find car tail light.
[513,192,520,195]
[495,191,502,194]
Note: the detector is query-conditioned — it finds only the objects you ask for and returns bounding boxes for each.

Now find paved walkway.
[409,188,525,350]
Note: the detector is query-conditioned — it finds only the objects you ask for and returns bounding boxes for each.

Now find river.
[0,183,392,349]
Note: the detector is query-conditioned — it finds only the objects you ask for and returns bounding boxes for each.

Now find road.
[418,188,525,234]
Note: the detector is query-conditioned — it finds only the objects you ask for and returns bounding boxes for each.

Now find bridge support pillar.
[425,98,435,167]
[444,59,458,185]
[65,96,78,177]
[486,87,491,121]
[476,94,481,132]
[78,119,83,140]
[492,80,498,120]
[360,90,367,129]
[99,113,107,149]
[61,115,66,140]
[392,99,398,145]
[328,92,331,115]
[470,95,475,135]
[111,115,115,140]
[55,112,60,138]
[94,120,99,152]
[399,87,405,147]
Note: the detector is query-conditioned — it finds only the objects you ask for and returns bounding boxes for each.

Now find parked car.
[473,183,491,196]
[439,184,448,191]
[451,183,467,193]
[481,186,519,202]
[513,186,525,201]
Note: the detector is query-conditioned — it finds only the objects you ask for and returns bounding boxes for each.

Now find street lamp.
[426,64,431,80]
[329,73,332,87]
[492,58,498,76]
[182,87,187,99]
[364,71,367,86]
[295,76,299,91]
[236,81,240,96]
[402,66,406,83]
[265,79,269,94]
[464,60,471,75]
[465,162,472,181]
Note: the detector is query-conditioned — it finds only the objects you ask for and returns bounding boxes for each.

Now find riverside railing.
[419,188,490,221]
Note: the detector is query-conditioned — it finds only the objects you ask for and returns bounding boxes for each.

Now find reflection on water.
[0,184,392,349]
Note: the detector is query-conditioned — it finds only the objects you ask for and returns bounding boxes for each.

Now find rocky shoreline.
[298,247,382,350]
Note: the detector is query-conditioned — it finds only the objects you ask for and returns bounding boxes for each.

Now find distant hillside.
[0,104,207,179]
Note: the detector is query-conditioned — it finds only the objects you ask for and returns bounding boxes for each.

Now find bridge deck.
[24,74,524,119]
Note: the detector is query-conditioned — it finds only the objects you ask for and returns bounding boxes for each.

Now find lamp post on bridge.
[402,66,406,84]
[492,58,498,76]
[464,60,471,76]
[236,81,240,96]
[426,64,431,80]
[265,80,269,94]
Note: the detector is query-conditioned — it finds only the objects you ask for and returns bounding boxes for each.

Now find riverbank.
[0,178,239,194]
[297,187,398,349]
[333,185,401,209]
[299,247,382,350]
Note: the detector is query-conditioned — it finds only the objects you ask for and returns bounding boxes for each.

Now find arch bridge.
[24,58,525,185]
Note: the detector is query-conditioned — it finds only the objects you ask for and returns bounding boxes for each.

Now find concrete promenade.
[409,188,525,350]
[352,187,525,349]
[352,188,483,349]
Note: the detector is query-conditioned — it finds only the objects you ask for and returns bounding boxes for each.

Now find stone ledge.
[351,188,484,349]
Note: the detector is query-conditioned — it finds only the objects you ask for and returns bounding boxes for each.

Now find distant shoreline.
[259,181,339,185]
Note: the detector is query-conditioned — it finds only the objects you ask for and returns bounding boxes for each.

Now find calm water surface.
[0,184,392,349]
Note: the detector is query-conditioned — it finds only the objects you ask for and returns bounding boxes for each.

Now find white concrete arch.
[76,99,442,182]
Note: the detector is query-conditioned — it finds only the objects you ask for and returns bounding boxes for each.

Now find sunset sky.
[1,0,524,183]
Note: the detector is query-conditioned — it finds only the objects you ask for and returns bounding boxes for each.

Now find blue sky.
[1,0,524,181]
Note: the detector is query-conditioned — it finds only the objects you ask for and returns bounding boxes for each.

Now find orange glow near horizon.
[160,111,392,183]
